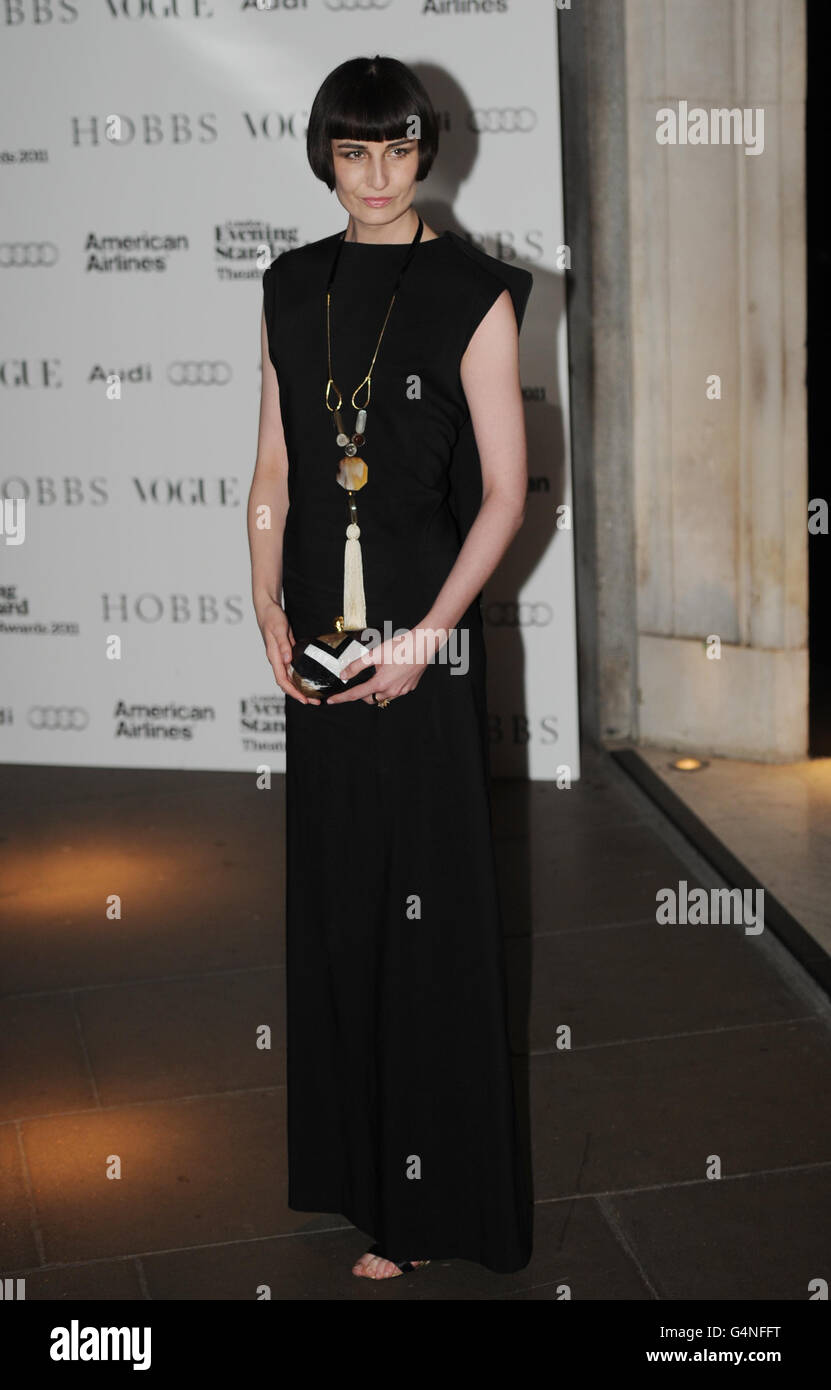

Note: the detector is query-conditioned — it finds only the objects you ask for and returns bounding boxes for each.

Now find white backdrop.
[1,0,579,782]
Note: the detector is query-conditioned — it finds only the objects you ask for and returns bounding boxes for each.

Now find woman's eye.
[338,146,413,160]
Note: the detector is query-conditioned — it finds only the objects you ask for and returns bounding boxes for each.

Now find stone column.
[559,0,639,746]
[626,0,808,760]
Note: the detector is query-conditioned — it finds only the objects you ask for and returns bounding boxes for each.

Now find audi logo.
[484,602,553,627]
[167,361,232,386]
[324,0,391,8]
[468,108,537,134]
[28,706,89,731]
[0,242,59,268]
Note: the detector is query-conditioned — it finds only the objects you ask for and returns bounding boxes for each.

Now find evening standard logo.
[114,700,216,741]
[85,231,189,273]
[0,584,30,616]
[213,220,301,281]
[240,693,285,753]
[50,1320,150,1371]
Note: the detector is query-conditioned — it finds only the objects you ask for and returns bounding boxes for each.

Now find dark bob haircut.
[307,55,439,191]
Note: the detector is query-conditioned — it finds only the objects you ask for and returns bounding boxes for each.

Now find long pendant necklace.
[324,213,424,631]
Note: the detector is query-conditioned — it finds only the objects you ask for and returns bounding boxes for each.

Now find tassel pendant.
[337,457,367,627]
[343,515,366,630]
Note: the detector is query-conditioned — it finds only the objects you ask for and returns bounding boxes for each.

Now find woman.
[248,55,533,1280]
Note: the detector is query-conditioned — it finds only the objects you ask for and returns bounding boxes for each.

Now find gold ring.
[373,693,391,708]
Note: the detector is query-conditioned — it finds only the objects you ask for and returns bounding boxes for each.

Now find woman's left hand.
[326,627,437,706]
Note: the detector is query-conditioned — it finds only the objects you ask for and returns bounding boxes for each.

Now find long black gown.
[262,227,534,1272]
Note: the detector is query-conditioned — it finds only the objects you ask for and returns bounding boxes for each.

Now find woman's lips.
[362,197,392,206]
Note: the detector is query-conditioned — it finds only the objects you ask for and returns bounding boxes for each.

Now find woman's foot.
[352,1250,429,1278]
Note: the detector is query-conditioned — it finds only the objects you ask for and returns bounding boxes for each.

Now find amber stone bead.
[337,456,368,491]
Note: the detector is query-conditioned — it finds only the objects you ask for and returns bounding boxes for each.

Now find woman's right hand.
[256,598,320,705]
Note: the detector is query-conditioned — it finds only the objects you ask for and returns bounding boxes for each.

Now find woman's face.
[330,136,419,227]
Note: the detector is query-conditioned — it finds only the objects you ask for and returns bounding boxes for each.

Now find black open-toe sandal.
[367,1243,431,1275]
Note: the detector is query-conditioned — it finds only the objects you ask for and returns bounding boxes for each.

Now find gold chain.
[325,288,399,414]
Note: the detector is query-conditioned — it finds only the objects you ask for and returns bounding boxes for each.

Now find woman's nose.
[366,159,389,190]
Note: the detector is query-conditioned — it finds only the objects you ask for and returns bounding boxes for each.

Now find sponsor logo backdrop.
[1,0,579,780]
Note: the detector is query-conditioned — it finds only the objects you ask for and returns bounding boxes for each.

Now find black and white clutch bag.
[288,624,376,701]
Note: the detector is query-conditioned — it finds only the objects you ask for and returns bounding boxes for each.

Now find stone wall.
[560,0,807,760]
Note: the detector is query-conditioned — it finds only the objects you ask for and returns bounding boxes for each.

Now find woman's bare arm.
[248,304,319,703]
[249,307,289,611]
[418,288,527,642]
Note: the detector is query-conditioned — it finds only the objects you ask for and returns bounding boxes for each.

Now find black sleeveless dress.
[262,229,533,1272]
